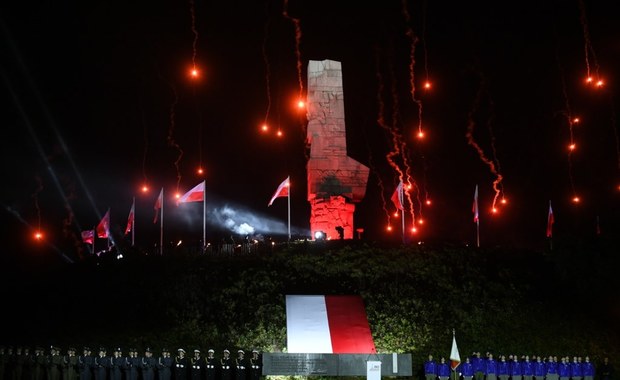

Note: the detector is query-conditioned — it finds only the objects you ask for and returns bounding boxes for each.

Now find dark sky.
[1,0,619,264]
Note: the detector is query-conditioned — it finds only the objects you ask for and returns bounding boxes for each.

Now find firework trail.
[167,82,184,192]
[465,75,504,211]
[282,0,304,100]
[32,175,43,232]
[140,105,149,188]
[261,2,273,129]
[189,0,199,71]
[556,54,579,200]
[577,0,601,83]
[400,0,423,137]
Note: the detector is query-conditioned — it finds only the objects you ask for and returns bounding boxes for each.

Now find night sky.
[1,0,619,264]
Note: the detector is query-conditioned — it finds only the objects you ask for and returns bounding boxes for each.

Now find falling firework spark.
[189,0,199,71]
[140,104,149,191]
[167,82,184,192]
[282,0,304,101]
[577,0,602,85]
[32,175,43,234]
[400,0,424,137]
[556,54,580,201]
[261,2,273,131]
[465,75,504,212]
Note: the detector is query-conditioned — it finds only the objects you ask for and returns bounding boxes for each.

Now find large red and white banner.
[285,295,376,354]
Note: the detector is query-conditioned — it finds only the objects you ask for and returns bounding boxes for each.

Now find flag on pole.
[472,185,479,222]
[546,201,554,238]
[81,230,95,245]
[391,181,404,210]
[96,209,110,238]
[125,200,135,235]
[153,188,163,223]
[450,332,461,370]
[177,180,205,204]
[268,176,290,206]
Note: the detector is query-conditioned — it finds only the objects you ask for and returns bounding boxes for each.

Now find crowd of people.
[424,353,614,380]
[0,346,262,380]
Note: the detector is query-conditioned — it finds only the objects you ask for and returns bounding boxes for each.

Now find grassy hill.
[1,238,618,375]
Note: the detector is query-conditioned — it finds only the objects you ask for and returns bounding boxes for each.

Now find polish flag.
[472,185,479,223]
[153,188,163,224]
[96,209,110,238]
[285,295,377,354]
[450,333,461,370]
[81,230,94,245]
[546,201,554,238]
[125,201,135,235]
[391,181,404,210]
[268,177,289,206]
[178,180,205,204]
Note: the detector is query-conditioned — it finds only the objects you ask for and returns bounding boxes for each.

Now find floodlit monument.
[306,59,370,240]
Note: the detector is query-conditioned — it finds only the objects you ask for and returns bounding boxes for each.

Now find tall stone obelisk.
[306,59,370,240]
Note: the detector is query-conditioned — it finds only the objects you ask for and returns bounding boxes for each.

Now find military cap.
[252,349,259,354]
[223,349,230,354]
[69,347,76,352]
[162,348,169,353]
[208,349,215,353]
[145,347,152,353]
[178,348,186,353]
[83,346,91,351]
[194,349,200,353]
[238,350,244,354]
[99,347,106,352]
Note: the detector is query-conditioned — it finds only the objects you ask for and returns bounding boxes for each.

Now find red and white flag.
[546,201,554,238]
[450,332,461,370]
[268,176,290,206]
[472,185,479,223]
[81,230,94,245]
[153,188,163,224]
[285,295,377,354]
[391,181,404,211]
[178,180,205,204]
[96,209,110,238]
[125,200,135,235]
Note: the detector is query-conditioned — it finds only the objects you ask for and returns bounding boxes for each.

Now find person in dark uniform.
[190,350,204,380]
[12,347,25,380]
[157,349,172,380]
[78,347,94,380]
[219,350,232,380]
[109,348,123,380]
[140,348,156,380]
[48,347,63,380]
[62,348,79,380]
[22,347,36,380]
[32,347,46,380]
[123,348,140,380]
[248,350,261,380]
[204,350,216,380]
[0,346,8,380]
[234,351,246,380]
[173,349,188,380]
[93,347,110,380]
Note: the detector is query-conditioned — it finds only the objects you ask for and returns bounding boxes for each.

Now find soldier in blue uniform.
[582,356,595,380]
[472,353,484,380]
[123,348,139,380]
[93,347,110,380]
[571,357,583,380]
[485,353,498,380]
[78,347,94,380]
[533,356,546,380]
[437,357,450,380]
[140,348,157,380]
[110,348,123,380]
[157,348,173,380]
[510,355,522,380]
[461,357,475,380]
[498,355,509,380]
[425,355,438,380]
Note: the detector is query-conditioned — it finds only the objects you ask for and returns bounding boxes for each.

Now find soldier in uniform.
[248,350,261,380]
[219,350,232,380]
[48,347,63,380]
[61,348,79,380]
[78,347,94,380]
[189,350,204,380]
[173,349,188,380]
[140,348,156,380]
[93,347,110,380]
[0,346,7,380]
[123,348,139,380]
[110,349,123,380]
[12,347,24,380]
[234,351,246,380]
[32,347,46,380]
[204,350,216,380]
[157,349,172,380]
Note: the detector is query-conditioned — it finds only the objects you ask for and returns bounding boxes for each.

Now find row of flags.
[79,177,291,249]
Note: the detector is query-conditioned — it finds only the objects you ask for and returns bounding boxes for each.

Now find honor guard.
[174,349,188,380]
[220,350,232,380]
[34,347,47,380]
[48,347,63,380]
[249,350,261,380]
[140,348,157,380]
[123,348,139,380]
[234,350,246,380]
[78,347,94,380]
[109,348,123,380]
[62,347,79,380]
[93,347,110,380]
[190,350,204,380]
[157,348,173,380]
[204,350,216,380]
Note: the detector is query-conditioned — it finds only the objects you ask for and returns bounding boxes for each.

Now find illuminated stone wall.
[306,60,370,240]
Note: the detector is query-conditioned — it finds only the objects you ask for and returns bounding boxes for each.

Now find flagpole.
[287,176,291,242]
[132,196,135,247]
[203,180,206,252]
[160,189,164,256]
[400,183,405,244]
